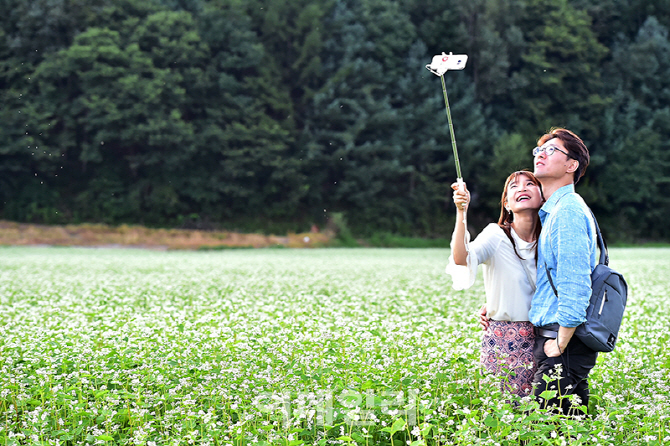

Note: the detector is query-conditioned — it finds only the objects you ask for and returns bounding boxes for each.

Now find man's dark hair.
[537,128,590,184]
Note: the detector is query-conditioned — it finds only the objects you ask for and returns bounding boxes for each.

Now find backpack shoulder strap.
[544,204,608,297]
[588,207,609,266]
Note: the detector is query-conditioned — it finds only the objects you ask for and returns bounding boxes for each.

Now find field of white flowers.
[0,246,668,446]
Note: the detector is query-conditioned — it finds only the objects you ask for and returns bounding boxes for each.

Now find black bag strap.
[590,208,609,266]
[544,207,608,297]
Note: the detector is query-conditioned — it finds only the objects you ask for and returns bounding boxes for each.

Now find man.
[528,128,598,415]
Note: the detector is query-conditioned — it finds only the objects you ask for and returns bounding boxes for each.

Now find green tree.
[30,12,206,223]
[302,0,492,236]
[188,0,303,230]
[302,0,418,234]
[1,0,668,241]
[509,0,609,138]
[244,0,333,131]
[453,0,525,104]
[0,0,115,222]
[594,16,670,240]
[571,0,670,45]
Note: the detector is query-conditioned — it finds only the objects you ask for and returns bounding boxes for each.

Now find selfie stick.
[426,52,468,220]
[441,75,462,185]
[426,52,468,190]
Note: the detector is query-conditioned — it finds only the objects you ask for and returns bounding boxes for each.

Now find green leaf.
[383,418,406,435]
[539,390,557,400]
[520,431,536,440]
[483,414,498,428]
[96,435,114,441]
[352,432,366,442]
[420,423,432,436]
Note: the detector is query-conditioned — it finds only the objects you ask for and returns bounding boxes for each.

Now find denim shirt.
[529,184,598,328]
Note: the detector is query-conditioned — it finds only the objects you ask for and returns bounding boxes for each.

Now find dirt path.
[0,221,331,250]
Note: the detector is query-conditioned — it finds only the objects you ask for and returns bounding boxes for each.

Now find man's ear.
[567,159,579,174]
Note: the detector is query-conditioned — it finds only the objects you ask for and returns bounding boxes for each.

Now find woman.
[446,171,543,398]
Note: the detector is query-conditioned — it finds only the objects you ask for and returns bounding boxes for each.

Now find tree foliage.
[0,0,667,241]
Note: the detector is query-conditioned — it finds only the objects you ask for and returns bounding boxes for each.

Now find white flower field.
[0,247,668,445]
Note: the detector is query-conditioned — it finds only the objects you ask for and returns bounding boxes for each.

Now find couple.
[446,128,598,415]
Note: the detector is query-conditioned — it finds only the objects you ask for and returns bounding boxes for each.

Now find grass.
[0,246,668,445]
[364,233,450,248]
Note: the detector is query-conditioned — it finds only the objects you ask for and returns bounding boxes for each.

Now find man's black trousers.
[532,334,598,415]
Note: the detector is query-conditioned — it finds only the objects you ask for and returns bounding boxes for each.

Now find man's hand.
[543,338,562,357]
[479,304,489,330]
[543,326,576,357]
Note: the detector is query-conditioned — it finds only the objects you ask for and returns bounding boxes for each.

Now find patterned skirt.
[481,320,536,398]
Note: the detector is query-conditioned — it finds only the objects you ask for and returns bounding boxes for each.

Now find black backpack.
[545,210,628,352]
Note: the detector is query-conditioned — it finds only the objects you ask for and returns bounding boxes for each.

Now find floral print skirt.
[481,320,536,398]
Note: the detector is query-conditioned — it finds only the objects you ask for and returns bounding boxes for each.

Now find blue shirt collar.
[540,184,575,218]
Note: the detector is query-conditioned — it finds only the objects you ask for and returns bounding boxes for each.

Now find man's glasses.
[532,144,569,157]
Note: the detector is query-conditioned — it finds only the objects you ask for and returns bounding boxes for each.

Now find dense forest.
[1,0,669,242]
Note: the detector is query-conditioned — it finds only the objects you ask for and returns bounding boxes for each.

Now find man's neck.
[541,179,574,200]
